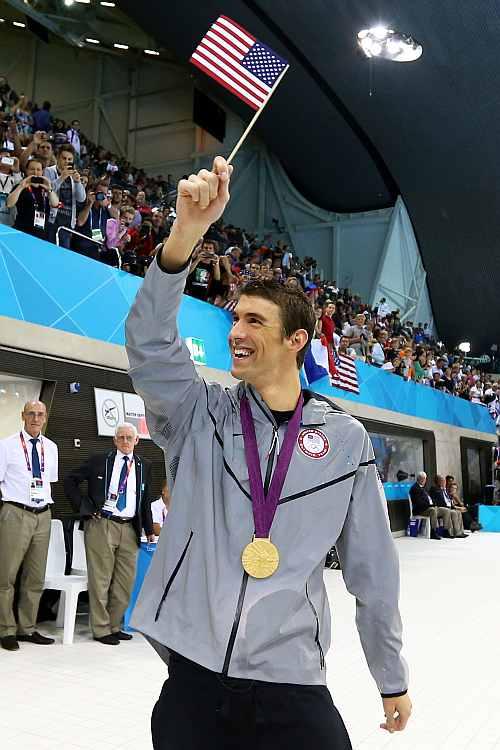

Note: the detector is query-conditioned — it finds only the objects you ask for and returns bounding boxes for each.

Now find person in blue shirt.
[32,101,52,133]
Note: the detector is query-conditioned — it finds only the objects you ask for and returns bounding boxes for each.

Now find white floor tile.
[2,532,500,748]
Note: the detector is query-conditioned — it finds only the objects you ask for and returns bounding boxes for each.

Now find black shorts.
[151,651,352,750]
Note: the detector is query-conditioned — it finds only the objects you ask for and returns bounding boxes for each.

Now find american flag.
[331,350,360,394]
[190,15,289,111]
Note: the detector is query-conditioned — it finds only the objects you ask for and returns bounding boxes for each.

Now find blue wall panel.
[0,226,493,434]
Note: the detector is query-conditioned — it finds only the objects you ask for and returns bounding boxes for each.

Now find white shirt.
[0,430,58,507]
[107,450,136,518]
[67,128,81,155]
[371,342,386,366]
[151,497,168,528]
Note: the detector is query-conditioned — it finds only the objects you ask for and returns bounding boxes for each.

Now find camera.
[31,176,44,185]
[95,191,106,201]
[0,156,15,167]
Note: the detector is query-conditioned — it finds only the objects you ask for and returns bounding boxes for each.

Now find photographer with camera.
[6,159,59,241]
[185,239,222,302]
[20,131,55,172]
[73,182,113,260]
[45,144,86,248]
[0,148,22,226]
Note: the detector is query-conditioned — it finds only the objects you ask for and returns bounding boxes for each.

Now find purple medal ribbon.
[240,392,303,539]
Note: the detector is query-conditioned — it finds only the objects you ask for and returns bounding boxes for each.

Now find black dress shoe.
[430,531,442,540]
[439,529,452,538]
[455,533,468,538]
[17,631,55,645]
[1,636,19,651]
[114,631,133,641]
[94,634,120,645]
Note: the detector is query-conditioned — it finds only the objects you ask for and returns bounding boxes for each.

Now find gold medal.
[241,537,280,579]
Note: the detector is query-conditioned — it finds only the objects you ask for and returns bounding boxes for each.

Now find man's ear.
[288,329,309,356]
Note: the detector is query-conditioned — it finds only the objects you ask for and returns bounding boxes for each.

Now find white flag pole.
[227,65,289,164]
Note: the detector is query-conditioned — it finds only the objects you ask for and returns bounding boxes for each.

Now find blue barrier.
[0,225,494,434]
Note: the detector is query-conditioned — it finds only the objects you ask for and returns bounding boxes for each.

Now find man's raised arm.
[125,157,232,444]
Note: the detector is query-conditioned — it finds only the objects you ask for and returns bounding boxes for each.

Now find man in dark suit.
[409,472,441,540]
[64,422,154,645]
[429,475,467,538]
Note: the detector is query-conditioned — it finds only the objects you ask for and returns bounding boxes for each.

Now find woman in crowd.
[7,158,59,241]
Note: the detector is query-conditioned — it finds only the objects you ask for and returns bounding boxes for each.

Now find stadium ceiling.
[19,0,499,353]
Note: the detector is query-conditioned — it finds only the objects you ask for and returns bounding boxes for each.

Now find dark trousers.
[152,651,352,750]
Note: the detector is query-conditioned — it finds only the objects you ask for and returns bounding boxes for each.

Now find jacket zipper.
[154,531,193,622]
[305,582,325,670]
[222,417,278,676]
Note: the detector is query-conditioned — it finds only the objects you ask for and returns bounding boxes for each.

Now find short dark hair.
[57,144,75,157]
[239,279,315,369]
[42,101,51,110]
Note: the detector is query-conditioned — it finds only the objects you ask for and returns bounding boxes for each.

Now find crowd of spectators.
[1,77,498,413]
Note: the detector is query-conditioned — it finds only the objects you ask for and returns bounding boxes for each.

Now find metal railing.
[55,226,121,269]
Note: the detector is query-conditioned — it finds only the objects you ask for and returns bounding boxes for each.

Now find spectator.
[0,149,22,226]
[151,481,171,537]
[409,471,443,540]
[74,183,113,260]
[320,301,336,348]
[32,101,52,133]
[7,159,59,241]
[20,131,54,172]
[105,206,136,265]
[66,119,81,161]
[185,240,221,302]
[45,144,86,247]
[343,312,368,359]
[377,297,391,319]
[371,329,388,367]
[429,475,467,538]
[447,477,481,532]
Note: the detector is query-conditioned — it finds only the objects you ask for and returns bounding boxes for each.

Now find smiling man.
[126,157,411,749]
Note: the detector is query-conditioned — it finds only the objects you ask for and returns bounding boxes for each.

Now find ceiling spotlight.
[458,342,471,354]
[13,21,26,27]
[0,18,5,22]
[357,26,422,62]
[100,1,116,5]
[64,0,75,5]
[144,49,160,56]
[85,38,100,44]
[113,43,128,49]
[74,0,91,4]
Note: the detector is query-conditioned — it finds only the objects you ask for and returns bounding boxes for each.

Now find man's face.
[418,474,427,487]
[112,188,123,203]
[202,242,216,256]
[152,212,164,228]
[229,295,293,382]
[27,161,43,178]
[22,401,47,437]
[72,121,80,131]
[437,477,445,489]
[58,150,73,171]
[113,427,138,454]
[355,314,365,326]
[136,191,146,206]
[161,484,170,509]
[37,141,53,161]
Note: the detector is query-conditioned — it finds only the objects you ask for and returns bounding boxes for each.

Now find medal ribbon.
[19,432,45,475]
[240,392,303,539]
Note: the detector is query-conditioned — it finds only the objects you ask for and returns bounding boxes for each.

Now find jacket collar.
[237,383,327,428]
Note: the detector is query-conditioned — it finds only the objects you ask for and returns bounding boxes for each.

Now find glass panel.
[0,373,42,439]
[465,445,482,499]
[369,431,424,500]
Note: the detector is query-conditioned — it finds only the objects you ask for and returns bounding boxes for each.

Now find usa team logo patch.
[297,429,330,459]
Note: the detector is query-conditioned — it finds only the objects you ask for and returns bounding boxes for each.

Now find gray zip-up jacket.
[125,255,409,695]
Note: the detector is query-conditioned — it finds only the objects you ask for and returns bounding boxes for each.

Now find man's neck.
[250,373,302,412]
[24,427,41,438]
[117,449,133,458]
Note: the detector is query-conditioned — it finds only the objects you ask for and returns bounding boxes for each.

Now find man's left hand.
[380,694,412,733]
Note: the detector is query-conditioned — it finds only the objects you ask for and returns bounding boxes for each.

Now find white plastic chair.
[408,497,431,539]
[71,524,87,575]
[44,519,88,645]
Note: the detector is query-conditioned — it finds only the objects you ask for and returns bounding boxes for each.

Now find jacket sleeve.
[335,429,409,697]
[74,179,86,203]
[125,254,210,447]
[64,458,97,515]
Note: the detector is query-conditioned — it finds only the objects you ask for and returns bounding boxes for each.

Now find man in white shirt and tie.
[64,422,155,645]
[151,480,171,537]
[0,400,59,651]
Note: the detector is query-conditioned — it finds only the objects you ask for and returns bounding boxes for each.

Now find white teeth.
[234,348,252,358]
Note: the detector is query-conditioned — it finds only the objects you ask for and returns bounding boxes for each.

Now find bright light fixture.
[357,26,422,62]
[144,49,160,56]
[85,38,100,44]
[458,342,471,354]
[75,0,91,4]
[13,21,26,27]
[113,43,129,49]
[0,18,5,22]
[100,1,116,6]
[64,0,74,6]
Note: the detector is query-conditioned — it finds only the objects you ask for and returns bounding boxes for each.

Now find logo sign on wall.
[94,388,151,439]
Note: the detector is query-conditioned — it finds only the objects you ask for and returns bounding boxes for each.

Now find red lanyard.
[19,432,45,474]
[118,455,134,495]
